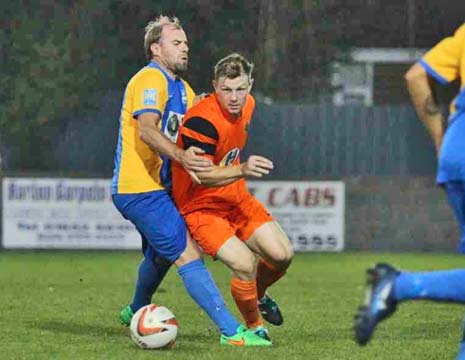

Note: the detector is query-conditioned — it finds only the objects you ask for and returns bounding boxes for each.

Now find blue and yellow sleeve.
[131,68,169,119]
[420,23,465,85]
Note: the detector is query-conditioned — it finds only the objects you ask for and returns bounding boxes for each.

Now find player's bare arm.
[405,62,444,154]
[138,112,213,172]
[195,155,274,187]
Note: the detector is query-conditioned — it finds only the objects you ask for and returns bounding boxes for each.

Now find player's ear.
[248,78,254,92]
[150,42,160,58]
[212,80,217,92]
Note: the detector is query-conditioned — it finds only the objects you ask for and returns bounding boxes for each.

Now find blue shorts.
[444,181,465,253]
[112,190,187,263]
[437,114,465,184]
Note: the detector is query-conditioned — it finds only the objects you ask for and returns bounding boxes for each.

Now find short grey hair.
[144,15,182,60]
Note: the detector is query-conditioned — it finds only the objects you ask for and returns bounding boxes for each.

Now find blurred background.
[1,0,465,252]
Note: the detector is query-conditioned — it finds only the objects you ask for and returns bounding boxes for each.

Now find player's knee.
[231,254,256,280]
[269,244,293,270]
[175,235,202,266]
[285,242,294,262]
[176,248,200,267]
[272,253,292,270]
[272,227,294,267]
[283,247,294,269]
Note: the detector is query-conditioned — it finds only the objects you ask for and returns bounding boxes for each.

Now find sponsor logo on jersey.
[220,148,240,166]
[164,111,183,142]
[143,89,157,106]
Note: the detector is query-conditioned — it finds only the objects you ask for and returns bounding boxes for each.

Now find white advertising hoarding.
[249,181,345,251]
[2,178,344,251]
[2,177,140,249]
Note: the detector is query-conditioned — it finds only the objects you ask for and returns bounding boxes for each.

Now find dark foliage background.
[1,0,463,172]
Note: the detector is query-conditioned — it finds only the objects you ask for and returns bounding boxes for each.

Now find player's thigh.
[216,235,256,280]
[444,181,465,231]
[234,196,293,264]
[234,195,274,241]
[113,190,187,264]
[246,221,293,266]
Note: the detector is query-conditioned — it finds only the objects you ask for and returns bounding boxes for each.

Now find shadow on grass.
[31,320,126,339]
[301,318,460,344]
[392,319,462,340]
[31,320,214,351]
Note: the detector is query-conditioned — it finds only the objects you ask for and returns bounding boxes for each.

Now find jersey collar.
[147,61,178,82]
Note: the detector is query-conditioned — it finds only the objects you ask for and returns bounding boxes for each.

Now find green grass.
[1,251,464,359]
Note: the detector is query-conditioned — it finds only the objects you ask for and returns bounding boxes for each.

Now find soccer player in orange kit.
[172,53,294,341]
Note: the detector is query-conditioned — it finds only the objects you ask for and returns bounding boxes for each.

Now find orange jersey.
[172,94,255,214]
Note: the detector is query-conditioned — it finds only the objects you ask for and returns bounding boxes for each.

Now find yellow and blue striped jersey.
[419,23,465,120]
[112,62,195,194]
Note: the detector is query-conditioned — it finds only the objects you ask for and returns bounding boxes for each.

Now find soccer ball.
[130,304,178,349]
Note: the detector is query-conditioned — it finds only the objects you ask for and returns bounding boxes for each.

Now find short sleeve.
[130,69,169,119]
[420,23,465,85]
[179,117,218,156]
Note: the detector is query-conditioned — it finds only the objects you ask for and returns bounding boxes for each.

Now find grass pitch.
[1,251,464,359]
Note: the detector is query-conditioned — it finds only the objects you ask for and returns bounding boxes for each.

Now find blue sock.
[178,259,240,336]
[130,257,171,312]
[394,269,465,303]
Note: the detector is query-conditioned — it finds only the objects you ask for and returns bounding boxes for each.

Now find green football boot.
[252,326,272,342]
[119,305,134,326]
[220,325,272,347]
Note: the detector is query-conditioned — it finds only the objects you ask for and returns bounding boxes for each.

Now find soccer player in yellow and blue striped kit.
[354,23,465,359]
[111,15,270,346]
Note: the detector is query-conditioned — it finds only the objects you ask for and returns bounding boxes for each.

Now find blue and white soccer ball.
[130,304,178,349]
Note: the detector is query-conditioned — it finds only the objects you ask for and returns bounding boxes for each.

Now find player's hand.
[180,146,214,173]
[193,93,208,105]
[187,170,202,185]
[241,155,274,178]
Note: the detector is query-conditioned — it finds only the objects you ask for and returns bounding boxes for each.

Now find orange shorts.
[183,195,274,258]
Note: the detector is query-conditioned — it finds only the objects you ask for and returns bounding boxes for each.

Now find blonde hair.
[144,15,182,60]
[214,53,254,81]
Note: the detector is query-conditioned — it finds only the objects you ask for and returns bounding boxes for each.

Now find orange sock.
[230,277,263,329]
[256,259,286,300]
